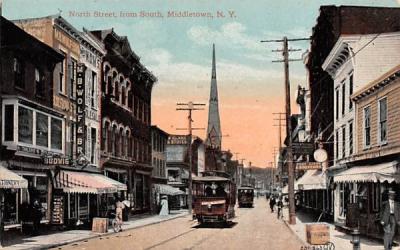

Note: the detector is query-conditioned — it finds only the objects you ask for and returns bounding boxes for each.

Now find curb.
[26,213,189,250]
[282,219,309,246]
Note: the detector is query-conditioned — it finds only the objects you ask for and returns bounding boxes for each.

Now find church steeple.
[206,44,222,149]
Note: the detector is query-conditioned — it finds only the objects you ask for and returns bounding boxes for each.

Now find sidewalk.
[280,207,399,250]
[1,210,188,250]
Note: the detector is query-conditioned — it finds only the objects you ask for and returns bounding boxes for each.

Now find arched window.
[112,124,117,155]
[102,121,110,151]
[125,130,130,157]
[121,86,126,106]
[128,90,133,110]
[103,66,110,94]
[114,81,120,102]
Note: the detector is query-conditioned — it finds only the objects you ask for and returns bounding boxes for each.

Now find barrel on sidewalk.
[92,218,108,233]
[306,223,330,245]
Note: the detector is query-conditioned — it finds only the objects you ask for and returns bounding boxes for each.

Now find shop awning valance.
[0,165,28,189]
[55,171,127,194]
[297,169,327,190]
[154,184,185,196]
[333,161,400,183]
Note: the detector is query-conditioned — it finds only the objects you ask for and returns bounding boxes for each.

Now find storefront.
[0,165,28,228]
[333,161,399,236]
[152,184,185,212]
[52,170,127,226]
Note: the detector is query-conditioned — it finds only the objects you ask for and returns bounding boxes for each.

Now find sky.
[3,0,399,167]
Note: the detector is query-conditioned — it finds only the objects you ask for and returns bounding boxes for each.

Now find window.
[114,82,120,102]
[364,106,371,147]
[128,91,133,109]
[18,106,33,144]
[91,128,96,163]
[349,74,354,110]
[342,126,346,158]
[91,72,97,107]
[69,58,77,98]
[35,68,45,97]
[379,98,388,143]
[4,105,14,141]
[36,113,49,147]
[112,125,117,155]
[51,118,62,150]
[335,88,339,120]
[121,87,126,106]
[336,130,339,159]
[59,51,66,94]
[342,82,346,116]
[14,57,25,89]
[69,123,75,157]
[102,121,109,151]
[349,121,353,155]
[370,183,380,212]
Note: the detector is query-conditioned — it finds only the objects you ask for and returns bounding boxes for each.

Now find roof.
[352,64,400,101]
[0,165,28,189]
[334,161,400,183]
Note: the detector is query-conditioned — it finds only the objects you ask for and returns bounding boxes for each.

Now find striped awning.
[55,171,127,194]
[0,165,28,189]
[297,169,327,190]
[334,161,400,183]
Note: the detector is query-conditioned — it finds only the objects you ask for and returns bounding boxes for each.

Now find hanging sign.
[76,63,87,157]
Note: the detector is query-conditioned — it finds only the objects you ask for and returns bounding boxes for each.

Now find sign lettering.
[76,63,86,159]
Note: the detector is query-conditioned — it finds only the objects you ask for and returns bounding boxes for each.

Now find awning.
[0,165,28,189]
[55,171,127,194]
[154,184,185,196]
[297,169,327,190]
[334,161,400,183]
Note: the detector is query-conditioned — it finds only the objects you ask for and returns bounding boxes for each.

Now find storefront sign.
[43,156,70,165]
[17,145,43,155]
[292,142,315,155]
[76,63,86,157]
[296,162,322,170]
[51,195,64,225]
[167,135,188,145]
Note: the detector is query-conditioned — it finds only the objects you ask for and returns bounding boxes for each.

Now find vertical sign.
[76,63,86,157]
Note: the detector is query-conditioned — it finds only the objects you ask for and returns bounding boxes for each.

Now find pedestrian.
[269,195,276,213]
[277,197,283,219]
[159,195,169,216]
[32,199,42,235]
[380,190,400,250]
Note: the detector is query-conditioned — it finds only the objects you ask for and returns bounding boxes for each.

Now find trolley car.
[192,171,236,223]
[238,186,254,207]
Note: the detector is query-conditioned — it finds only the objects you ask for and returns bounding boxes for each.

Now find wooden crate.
[92,217,108,233]
[306,223,330,245]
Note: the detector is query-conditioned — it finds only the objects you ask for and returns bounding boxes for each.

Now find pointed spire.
[206,44,222,149]
[212,43,216,79]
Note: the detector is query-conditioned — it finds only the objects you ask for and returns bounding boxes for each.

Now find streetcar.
[192,171,236,224]
[238,186,254,208]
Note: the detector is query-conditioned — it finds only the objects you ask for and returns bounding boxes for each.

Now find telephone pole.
[176,101,205,215]
[261,36,309,225]
[273,112,286,152]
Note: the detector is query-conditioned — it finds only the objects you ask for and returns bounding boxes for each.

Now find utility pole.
[261,36,309,225]
[176,101,205,215]
[273,112,286,152]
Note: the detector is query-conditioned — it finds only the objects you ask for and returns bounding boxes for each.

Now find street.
[56,198,303,250]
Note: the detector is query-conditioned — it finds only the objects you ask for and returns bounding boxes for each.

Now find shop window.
[370,183,380,212]
[51,118,62,150]
[35,68,45,97]
[18,106,33,144]
[4,189,17,225]
[36,113,49,147]
[14,57,25,89]
[4,105,14,141]
[379,97,388,144]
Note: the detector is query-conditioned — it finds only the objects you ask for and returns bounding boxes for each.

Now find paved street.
[56,198,303,250]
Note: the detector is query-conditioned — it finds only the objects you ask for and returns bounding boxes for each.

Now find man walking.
[380,190,400,250]
[269,195,276,213]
